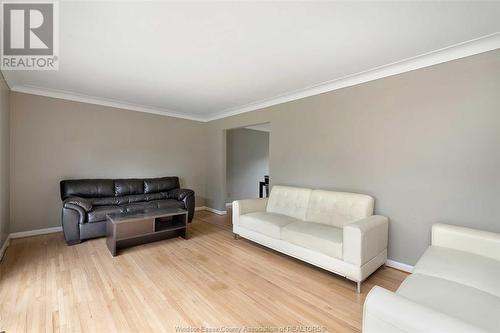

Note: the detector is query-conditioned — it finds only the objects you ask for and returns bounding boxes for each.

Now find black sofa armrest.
[168,188,194,201]
[62,203,86,225]
[63,196,92,212]
[168,188,195,222]
[61,198,90,245]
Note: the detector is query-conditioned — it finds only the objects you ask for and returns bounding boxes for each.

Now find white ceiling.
[3,1,500,121]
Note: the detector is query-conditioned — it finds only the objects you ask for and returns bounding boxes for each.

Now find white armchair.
[363,223,500,332]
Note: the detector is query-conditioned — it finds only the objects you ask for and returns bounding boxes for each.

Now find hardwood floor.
[0,211,407,332]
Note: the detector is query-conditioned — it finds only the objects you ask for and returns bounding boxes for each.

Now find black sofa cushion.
[88,206,125,223]
[152,199,185,210]
[60,179,114,199]
[124,199,184,212]
[144,177,179,194]
[90,193,167,206]
[114,179,144,196]
[90,196,119,206]
[144,192,166,201]
[115,193,151,205]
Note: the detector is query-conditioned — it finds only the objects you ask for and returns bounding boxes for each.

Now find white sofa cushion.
[266,185,312,220]
[432,223,500,262]
[364,286,492,333]
[413,246,500,297]
[239,212,299,239]
[397,273,500,332]
[305,190,374,227]
[281,221,343,259]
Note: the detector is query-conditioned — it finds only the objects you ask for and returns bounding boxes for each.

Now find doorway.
[226,123,270,205]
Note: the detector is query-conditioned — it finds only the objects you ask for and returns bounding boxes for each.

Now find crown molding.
[8,32,500,123]
[0,71,10,89]
[10,85,207,122]
[244,123,270,132]
[205,32,500,121]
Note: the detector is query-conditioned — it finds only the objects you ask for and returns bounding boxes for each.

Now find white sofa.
[232,185,388,292]
[363,223,500,333]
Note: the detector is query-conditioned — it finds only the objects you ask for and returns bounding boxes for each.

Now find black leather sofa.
[60,177,195,245]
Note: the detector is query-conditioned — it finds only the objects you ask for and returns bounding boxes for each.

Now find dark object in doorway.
[259,175,269,198]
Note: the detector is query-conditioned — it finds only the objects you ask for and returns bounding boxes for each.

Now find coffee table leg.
[106,220,117,256]
[181,213,188,239]
[107,237,117,256]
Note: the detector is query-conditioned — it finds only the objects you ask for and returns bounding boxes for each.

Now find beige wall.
[6,49,500,266]
[0,74,9,248]
[10,93,207,233]
[205,49,500,265]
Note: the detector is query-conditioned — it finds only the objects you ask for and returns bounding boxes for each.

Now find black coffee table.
[106,208,188,256]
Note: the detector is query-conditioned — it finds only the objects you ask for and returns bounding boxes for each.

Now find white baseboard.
[10,226,63,239]
[385,259,414,273]
[204,207,227,215]
[195,206,227,215]
[1,208,210,257]
[0,236,10,261]
[6,208,222,242]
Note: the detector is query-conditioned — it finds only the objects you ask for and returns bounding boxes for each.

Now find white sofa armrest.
[232,198,268,227]
[343,215,388,267]
[432,223,500,261]
[363,286,486,333]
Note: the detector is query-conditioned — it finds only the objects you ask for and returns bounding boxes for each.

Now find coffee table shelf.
[106,208,188,256]
[155,218,186,232]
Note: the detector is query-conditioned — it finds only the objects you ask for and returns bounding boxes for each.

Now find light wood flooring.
[0,210,407,332]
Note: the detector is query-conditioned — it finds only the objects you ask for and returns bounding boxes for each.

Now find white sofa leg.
[234,233,239,240]
[357,281,361,294]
